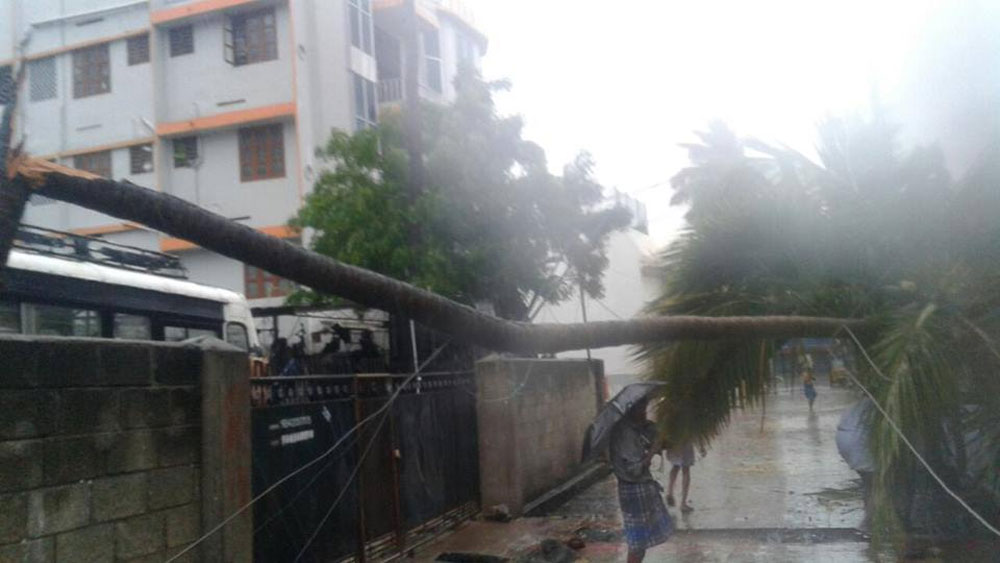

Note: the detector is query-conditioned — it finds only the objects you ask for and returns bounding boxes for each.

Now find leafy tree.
[294,70,631,320]
[642,117,1000,544]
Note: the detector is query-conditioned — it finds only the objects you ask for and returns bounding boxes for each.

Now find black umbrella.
[582,382,665,461]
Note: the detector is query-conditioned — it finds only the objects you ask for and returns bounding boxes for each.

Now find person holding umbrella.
[608,396,673,562]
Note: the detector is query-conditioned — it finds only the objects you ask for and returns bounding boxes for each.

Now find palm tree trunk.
[3,157,865,353]
[0,67,28,281]
[0,176,30,281]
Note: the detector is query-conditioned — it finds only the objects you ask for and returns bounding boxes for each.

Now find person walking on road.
[609,398,673,563]
[665,441,705,512]
[803,369,817,411]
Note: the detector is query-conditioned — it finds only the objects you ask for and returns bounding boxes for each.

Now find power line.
[593,297,625,320]
[252,434,358,535]
[467,360,537,403]
[293,404,393,562]
[840,325,1000,538]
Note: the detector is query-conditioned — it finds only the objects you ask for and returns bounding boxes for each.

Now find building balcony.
[378,77,404,104]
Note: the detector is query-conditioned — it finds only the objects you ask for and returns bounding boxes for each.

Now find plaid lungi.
[617,479,673,551]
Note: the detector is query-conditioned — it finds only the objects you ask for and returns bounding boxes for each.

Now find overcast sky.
[466,0,947,245]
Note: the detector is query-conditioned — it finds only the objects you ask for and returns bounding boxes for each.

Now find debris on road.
[483,504,513,523]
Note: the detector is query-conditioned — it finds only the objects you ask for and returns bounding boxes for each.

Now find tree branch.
[7,157,866,353]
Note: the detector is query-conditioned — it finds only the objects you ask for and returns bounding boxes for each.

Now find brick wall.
[0,336,250,562]
[475,358,603,516]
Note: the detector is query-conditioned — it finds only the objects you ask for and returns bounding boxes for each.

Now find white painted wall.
[292,0,358,198]
[178,247,245,292]
[162,120,300,228]
[156,5,293,124]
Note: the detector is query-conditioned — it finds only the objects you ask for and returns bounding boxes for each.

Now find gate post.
[200,342,253,562]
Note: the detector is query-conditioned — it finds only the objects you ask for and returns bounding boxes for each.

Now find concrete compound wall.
[475,358,604,516]
[0,336,251,562]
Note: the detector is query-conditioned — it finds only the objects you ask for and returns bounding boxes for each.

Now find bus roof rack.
[12,224,188,279]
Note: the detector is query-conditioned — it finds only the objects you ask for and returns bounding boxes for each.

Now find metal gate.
[250,372,479,562]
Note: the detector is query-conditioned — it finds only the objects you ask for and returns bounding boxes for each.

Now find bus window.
[0,301,19,334]
[164,326,218,342]
[23,304,100,337]
[225,322,250,351]
[114,313,152,340]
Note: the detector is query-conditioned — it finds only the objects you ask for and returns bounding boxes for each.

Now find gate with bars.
[250,371,480,562]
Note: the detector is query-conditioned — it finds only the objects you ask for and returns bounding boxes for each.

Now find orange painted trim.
[156,102,295,137]
[151,0,260,24]
[160,224,299,253]
[24,29,148,61]
[71,223,143,236]
[40,137,156,160]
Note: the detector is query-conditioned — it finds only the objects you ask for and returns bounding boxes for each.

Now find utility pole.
[579,280,592,362]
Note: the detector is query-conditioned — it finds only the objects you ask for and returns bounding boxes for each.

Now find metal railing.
[378,77,404,104]
[12,224,187,278]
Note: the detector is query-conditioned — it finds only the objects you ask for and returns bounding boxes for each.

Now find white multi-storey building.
[1,0,486,304]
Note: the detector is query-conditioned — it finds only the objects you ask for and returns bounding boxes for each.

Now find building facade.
[1,0,485,312]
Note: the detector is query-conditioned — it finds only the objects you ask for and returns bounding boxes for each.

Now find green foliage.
[643,117,1000,541]
[293,69,630,320]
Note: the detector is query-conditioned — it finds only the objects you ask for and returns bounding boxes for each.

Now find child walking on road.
[665,442,706,512]
[803,370,817,411]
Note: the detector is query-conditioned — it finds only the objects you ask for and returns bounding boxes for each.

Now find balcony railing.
[378,77,404,104]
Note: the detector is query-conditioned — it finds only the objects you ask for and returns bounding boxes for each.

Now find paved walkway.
[412,386,997,561]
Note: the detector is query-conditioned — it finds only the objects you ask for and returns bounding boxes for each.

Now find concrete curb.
[523,462,612,517]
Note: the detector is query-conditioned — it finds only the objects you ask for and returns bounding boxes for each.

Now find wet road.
[544,385,873,561]
[414,384,997,561]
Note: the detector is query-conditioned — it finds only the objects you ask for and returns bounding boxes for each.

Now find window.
[129,144,153,174]
[349,0,373,54]
[422,29,442,93]
[72,43,110,98]
[173,136,198,168]
[456,33,477,65]
[74,150,112,178]
[23,304,100,337]
[225,322,250,350]
[244,265,294,299]
[353,73,377,130]
[113,313,151,340]
[29,194,57,206]
[29,57,57,101]
[238,124,285,181]
[169,25,194,57]
[164,326,217,342]
[0,301,19,334]
[0,65,12,104]
[229,8,277,65]
[127,34,150,65]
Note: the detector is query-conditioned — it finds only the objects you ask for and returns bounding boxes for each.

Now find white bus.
[1,225,261,355]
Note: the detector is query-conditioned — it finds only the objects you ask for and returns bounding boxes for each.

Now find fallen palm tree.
[0,155,861,353]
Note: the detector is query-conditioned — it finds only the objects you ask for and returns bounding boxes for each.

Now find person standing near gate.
[609,398,673,563]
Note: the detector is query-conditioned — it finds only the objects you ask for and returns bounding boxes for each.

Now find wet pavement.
[411,386,998,562]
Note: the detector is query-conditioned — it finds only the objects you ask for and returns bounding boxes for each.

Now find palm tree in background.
[641,117,1000,544]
